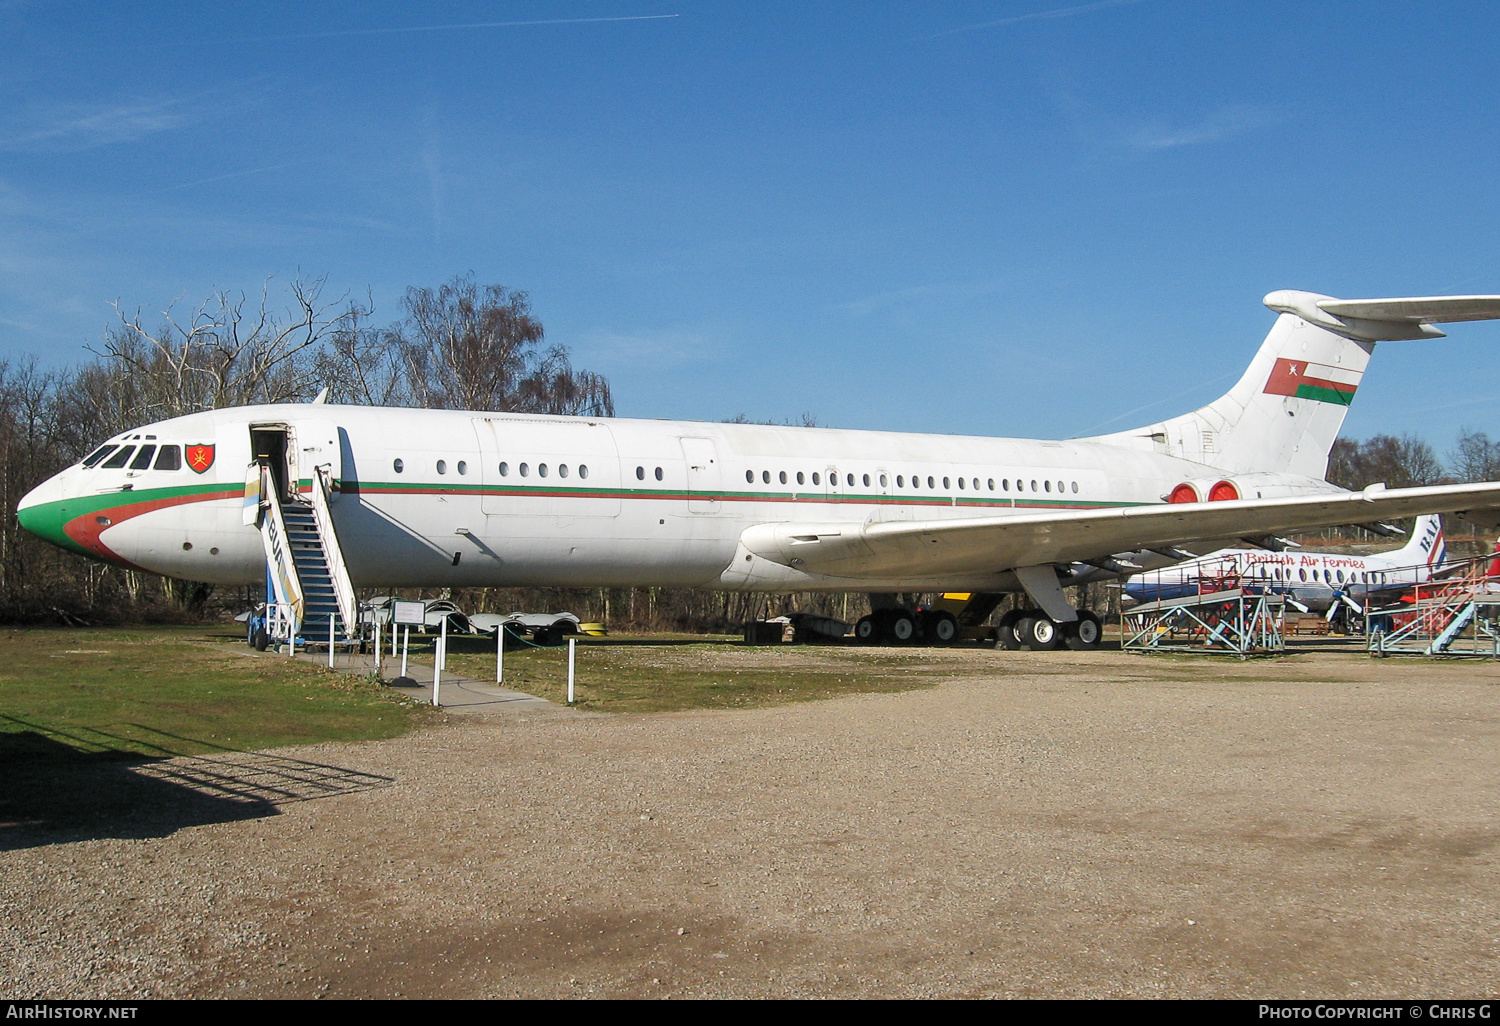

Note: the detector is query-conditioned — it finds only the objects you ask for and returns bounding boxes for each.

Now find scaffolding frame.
[1123,557,1286,657]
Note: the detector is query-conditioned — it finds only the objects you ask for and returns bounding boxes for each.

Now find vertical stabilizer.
[1083,290,1500,481]
[1391,514,1446,570]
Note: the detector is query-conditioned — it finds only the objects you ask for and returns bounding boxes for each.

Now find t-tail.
[1086,291,1500,483]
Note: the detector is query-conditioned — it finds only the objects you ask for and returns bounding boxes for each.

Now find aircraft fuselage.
[17,403,1277,593]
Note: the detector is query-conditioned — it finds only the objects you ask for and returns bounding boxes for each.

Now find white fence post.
[567,637,576,704]
[433,617,446,707]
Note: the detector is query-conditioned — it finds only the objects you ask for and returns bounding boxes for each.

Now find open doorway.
[250,426,294,502]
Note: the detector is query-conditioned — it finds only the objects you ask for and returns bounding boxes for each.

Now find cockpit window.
[154,445,181,471]
[100,446,136,469]
[129,445,157,470]
[81,444,118,468]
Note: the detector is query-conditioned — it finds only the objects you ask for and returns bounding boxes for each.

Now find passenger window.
[762,471,770,484]
[897,475,904,487]
[1031,480,1038,491]
[82,444,118,468]
[579,465,589,479]
[520,463,530,477]
[927,476,935,489]
[636,466,645,480]
[539,464,549,478]
[746,470,754,483]
[395,459,405,474]
[958,478,966,490]
[437,460,447,475]
[1071,481,1078,493]
[847,474,854,487]
[796,472,805,485]
[812,473,821,485]
[879,474,887,487]
[780,471,787,484]
[101,446,135,469]
[458,461,468,475]
[1044,480,1051,492]
[129,445,157,470]
[498,462,508,476]
[655,467,663,481]
[559,464,568,478]
[154,445,181,471]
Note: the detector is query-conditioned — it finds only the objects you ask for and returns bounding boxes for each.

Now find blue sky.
[3,0,1499,455]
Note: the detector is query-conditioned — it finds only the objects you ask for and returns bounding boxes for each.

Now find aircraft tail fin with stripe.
[1084,290,1500,482]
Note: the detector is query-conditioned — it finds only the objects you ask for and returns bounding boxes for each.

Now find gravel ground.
[2,647,1498,999]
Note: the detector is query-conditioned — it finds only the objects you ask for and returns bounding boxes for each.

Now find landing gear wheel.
[995,610,1025,650]
[887,611,917,644]
[252,628,269,652]
[855,614,880,645]
[927,611,960,645]
[1064,611,1103,651]
[1020,614,1061,651]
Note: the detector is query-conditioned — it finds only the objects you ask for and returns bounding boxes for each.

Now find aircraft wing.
[739,482,1500,580]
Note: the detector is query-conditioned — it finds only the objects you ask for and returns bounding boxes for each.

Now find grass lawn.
[439,633,941,713]
[0,625,430,759]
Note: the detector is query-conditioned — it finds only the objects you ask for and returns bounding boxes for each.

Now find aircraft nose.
[16,472,77,553]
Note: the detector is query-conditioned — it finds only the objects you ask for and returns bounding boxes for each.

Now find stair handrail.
[310,464,358,636]
[257,463,305,627]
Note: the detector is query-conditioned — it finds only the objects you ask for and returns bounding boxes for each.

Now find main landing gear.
[996,608,1103,651]
[854,608,962,646]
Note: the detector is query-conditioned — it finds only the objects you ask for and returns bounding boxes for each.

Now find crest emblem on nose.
[187,444,215,473]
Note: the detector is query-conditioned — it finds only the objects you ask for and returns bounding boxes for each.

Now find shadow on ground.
[0,722,393,852]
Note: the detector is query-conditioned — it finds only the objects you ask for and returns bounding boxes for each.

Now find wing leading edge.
[738,482,1500,581]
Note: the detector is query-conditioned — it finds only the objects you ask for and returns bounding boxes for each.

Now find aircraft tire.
[854,615,881,645]
[1021,614,1061,651]
[1064,611,1103,651]
[927,611,960,645]
[252,628,269,652]
[887,611,917,644]
[995,610,1025,650]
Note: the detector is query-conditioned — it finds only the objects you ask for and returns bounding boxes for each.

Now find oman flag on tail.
[1262,357,1361,406]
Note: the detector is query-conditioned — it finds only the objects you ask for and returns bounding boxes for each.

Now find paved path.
[242,644,557,715]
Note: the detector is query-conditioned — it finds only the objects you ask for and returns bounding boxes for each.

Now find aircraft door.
[290,420,343,498]
[680,437,720,514]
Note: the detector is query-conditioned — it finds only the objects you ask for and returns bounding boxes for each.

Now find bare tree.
[1449,427,1500,483]
[1326,433,1445,490]
[393,275,613,416]
[87,275,354,433]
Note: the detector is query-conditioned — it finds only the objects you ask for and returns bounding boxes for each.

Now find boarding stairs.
[1366,554,1500,658]
[256,464,357,647]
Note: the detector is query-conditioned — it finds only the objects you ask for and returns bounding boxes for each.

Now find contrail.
[921,0,1151,40]
[255,14,679,42]
[147,163,299,193]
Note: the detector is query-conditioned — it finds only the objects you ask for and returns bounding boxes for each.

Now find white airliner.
[18,289,1500,651]
[1123,513,1448,612]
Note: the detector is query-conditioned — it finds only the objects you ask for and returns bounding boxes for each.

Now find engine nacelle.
[1166,472,1347,503]
[1166,478,1241,503]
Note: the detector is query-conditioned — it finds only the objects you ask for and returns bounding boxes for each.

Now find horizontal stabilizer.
[1265,290,1500,341]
